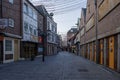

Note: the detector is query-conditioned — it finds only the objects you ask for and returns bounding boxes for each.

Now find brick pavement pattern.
[0,51,120,80]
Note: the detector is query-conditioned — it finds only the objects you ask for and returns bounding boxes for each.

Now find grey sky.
[30,0,87,34]
[53,1,87,34]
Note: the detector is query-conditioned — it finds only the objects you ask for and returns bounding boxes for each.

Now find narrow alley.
[0,52,120,80]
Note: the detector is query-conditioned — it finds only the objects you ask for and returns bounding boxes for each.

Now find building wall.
[38,13,43,32]
[80,0,120,72]
[37,10,44,55]
[22,0,38,42]
[98,1,120,39]
[0,0,21,63]
[20,0,39,59]
[2,0,21,36]
[82,0,96,44]
[46,16,57,55]
[118,34,120,72]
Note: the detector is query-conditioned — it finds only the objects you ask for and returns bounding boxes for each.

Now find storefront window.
[5,40,12,51]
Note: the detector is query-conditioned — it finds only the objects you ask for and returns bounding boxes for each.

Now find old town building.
[0,0,22,63]
[36,5,58,56]
[67,27,78,53]
[20,0,39,59]
[79,0,120,72]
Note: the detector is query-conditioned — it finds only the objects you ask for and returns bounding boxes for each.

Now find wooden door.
[14,40,19,61]
[90,43,93,61]
[94,42,96,62]
[100,40,104,64]
[108,36,115,69]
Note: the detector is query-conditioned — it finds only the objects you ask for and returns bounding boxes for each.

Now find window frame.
[5,39,13,51]
[9,0,14,4]
[9,18,14,27]
[23,3,28,14]
[24,22,29,32]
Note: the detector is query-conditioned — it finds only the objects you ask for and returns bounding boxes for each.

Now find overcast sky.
[53,1,87,35]
[31,0,87,35]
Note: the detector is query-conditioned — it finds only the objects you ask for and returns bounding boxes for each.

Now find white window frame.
[23,3,28,13]
[9,0,14,4]
[28,7,33,17]
[29,25,33,34]
[24,22,29,33]
[3,38,14,63]
[9,18,14,27]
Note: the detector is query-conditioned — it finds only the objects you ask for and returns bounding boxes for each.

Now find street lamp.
[38,29,47,62]
[94,0,99,63]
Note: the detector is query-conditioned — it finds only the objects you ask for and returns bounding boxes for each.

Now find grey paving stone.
[0,51,120,80]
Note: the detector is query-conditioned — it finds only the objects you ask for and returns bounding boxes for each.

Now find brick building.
[36,5,58,56]
[0,0,22,63]
[80,0,120,72]
[67,27,78,53]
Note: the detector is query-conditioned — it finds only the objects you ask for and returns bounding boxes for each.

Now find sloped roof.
[82,8,86,19]
[36,5,52,19]
[67,28,78,35]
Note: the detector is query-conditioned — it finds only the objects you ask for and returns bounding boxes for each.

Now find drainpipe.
[94,0,99,64]
[0,0,2,18]
[0,0,3,64]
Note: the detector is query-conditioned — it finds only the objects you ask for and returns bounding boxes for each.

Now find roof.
[36,5,53,19]
[82,8,87,19]
[67,28,78,35]
[26,0,43,16]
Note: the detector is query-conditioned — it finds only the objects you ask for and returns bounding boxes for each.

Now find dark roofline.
[26,0,44,16]
[82,8,86,17]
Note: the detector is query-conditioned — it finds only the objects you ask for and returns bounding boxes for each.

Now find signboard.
[0,36,4,41]
[38,47,43,52]
[38,36,43,43]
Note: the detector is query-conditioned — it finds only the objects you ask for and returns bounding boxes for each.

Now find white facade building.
[22,0,38,42]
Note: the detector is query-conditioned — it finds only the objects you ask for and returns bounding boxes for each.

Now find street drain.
[78,69,88,72]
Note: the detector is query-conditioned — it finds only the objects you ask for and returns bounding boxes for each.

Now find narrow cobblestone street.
[0,52,120,80]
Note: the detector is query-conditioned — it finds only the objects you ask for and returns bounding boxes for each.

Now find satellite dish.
[50,13,54,16]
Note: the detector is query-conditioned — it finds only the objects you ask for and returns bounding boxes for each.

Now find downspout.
[94,0,99,64]
[0,0,3,63]
[0,0,2,18]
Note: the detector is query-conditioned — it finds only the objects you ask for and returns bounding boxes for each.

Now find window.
[28,7,33,17]
[70,30,73,32]
[52,25,54,31]
[24,22,28,32]
[9,0,14,4]
[33,12,37,20]
[29,25,33,34]
[9,18,14,27]
[5,40,12,51]
[47,22,50,30]
[34,29,37,36]
[23,3,28,13]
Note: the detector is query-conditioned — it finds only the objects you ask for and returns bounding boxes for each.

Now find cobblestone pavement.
[0,51,120,80]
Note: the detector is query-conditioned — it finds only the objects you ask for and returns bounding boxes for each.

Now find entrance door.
[108,36,115,69]
[100,40,104,65]
[90,43,93,61]
[4,38,14,63]
[0,41,3,63]
[93,42,96,62]
[14,40,19,61]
